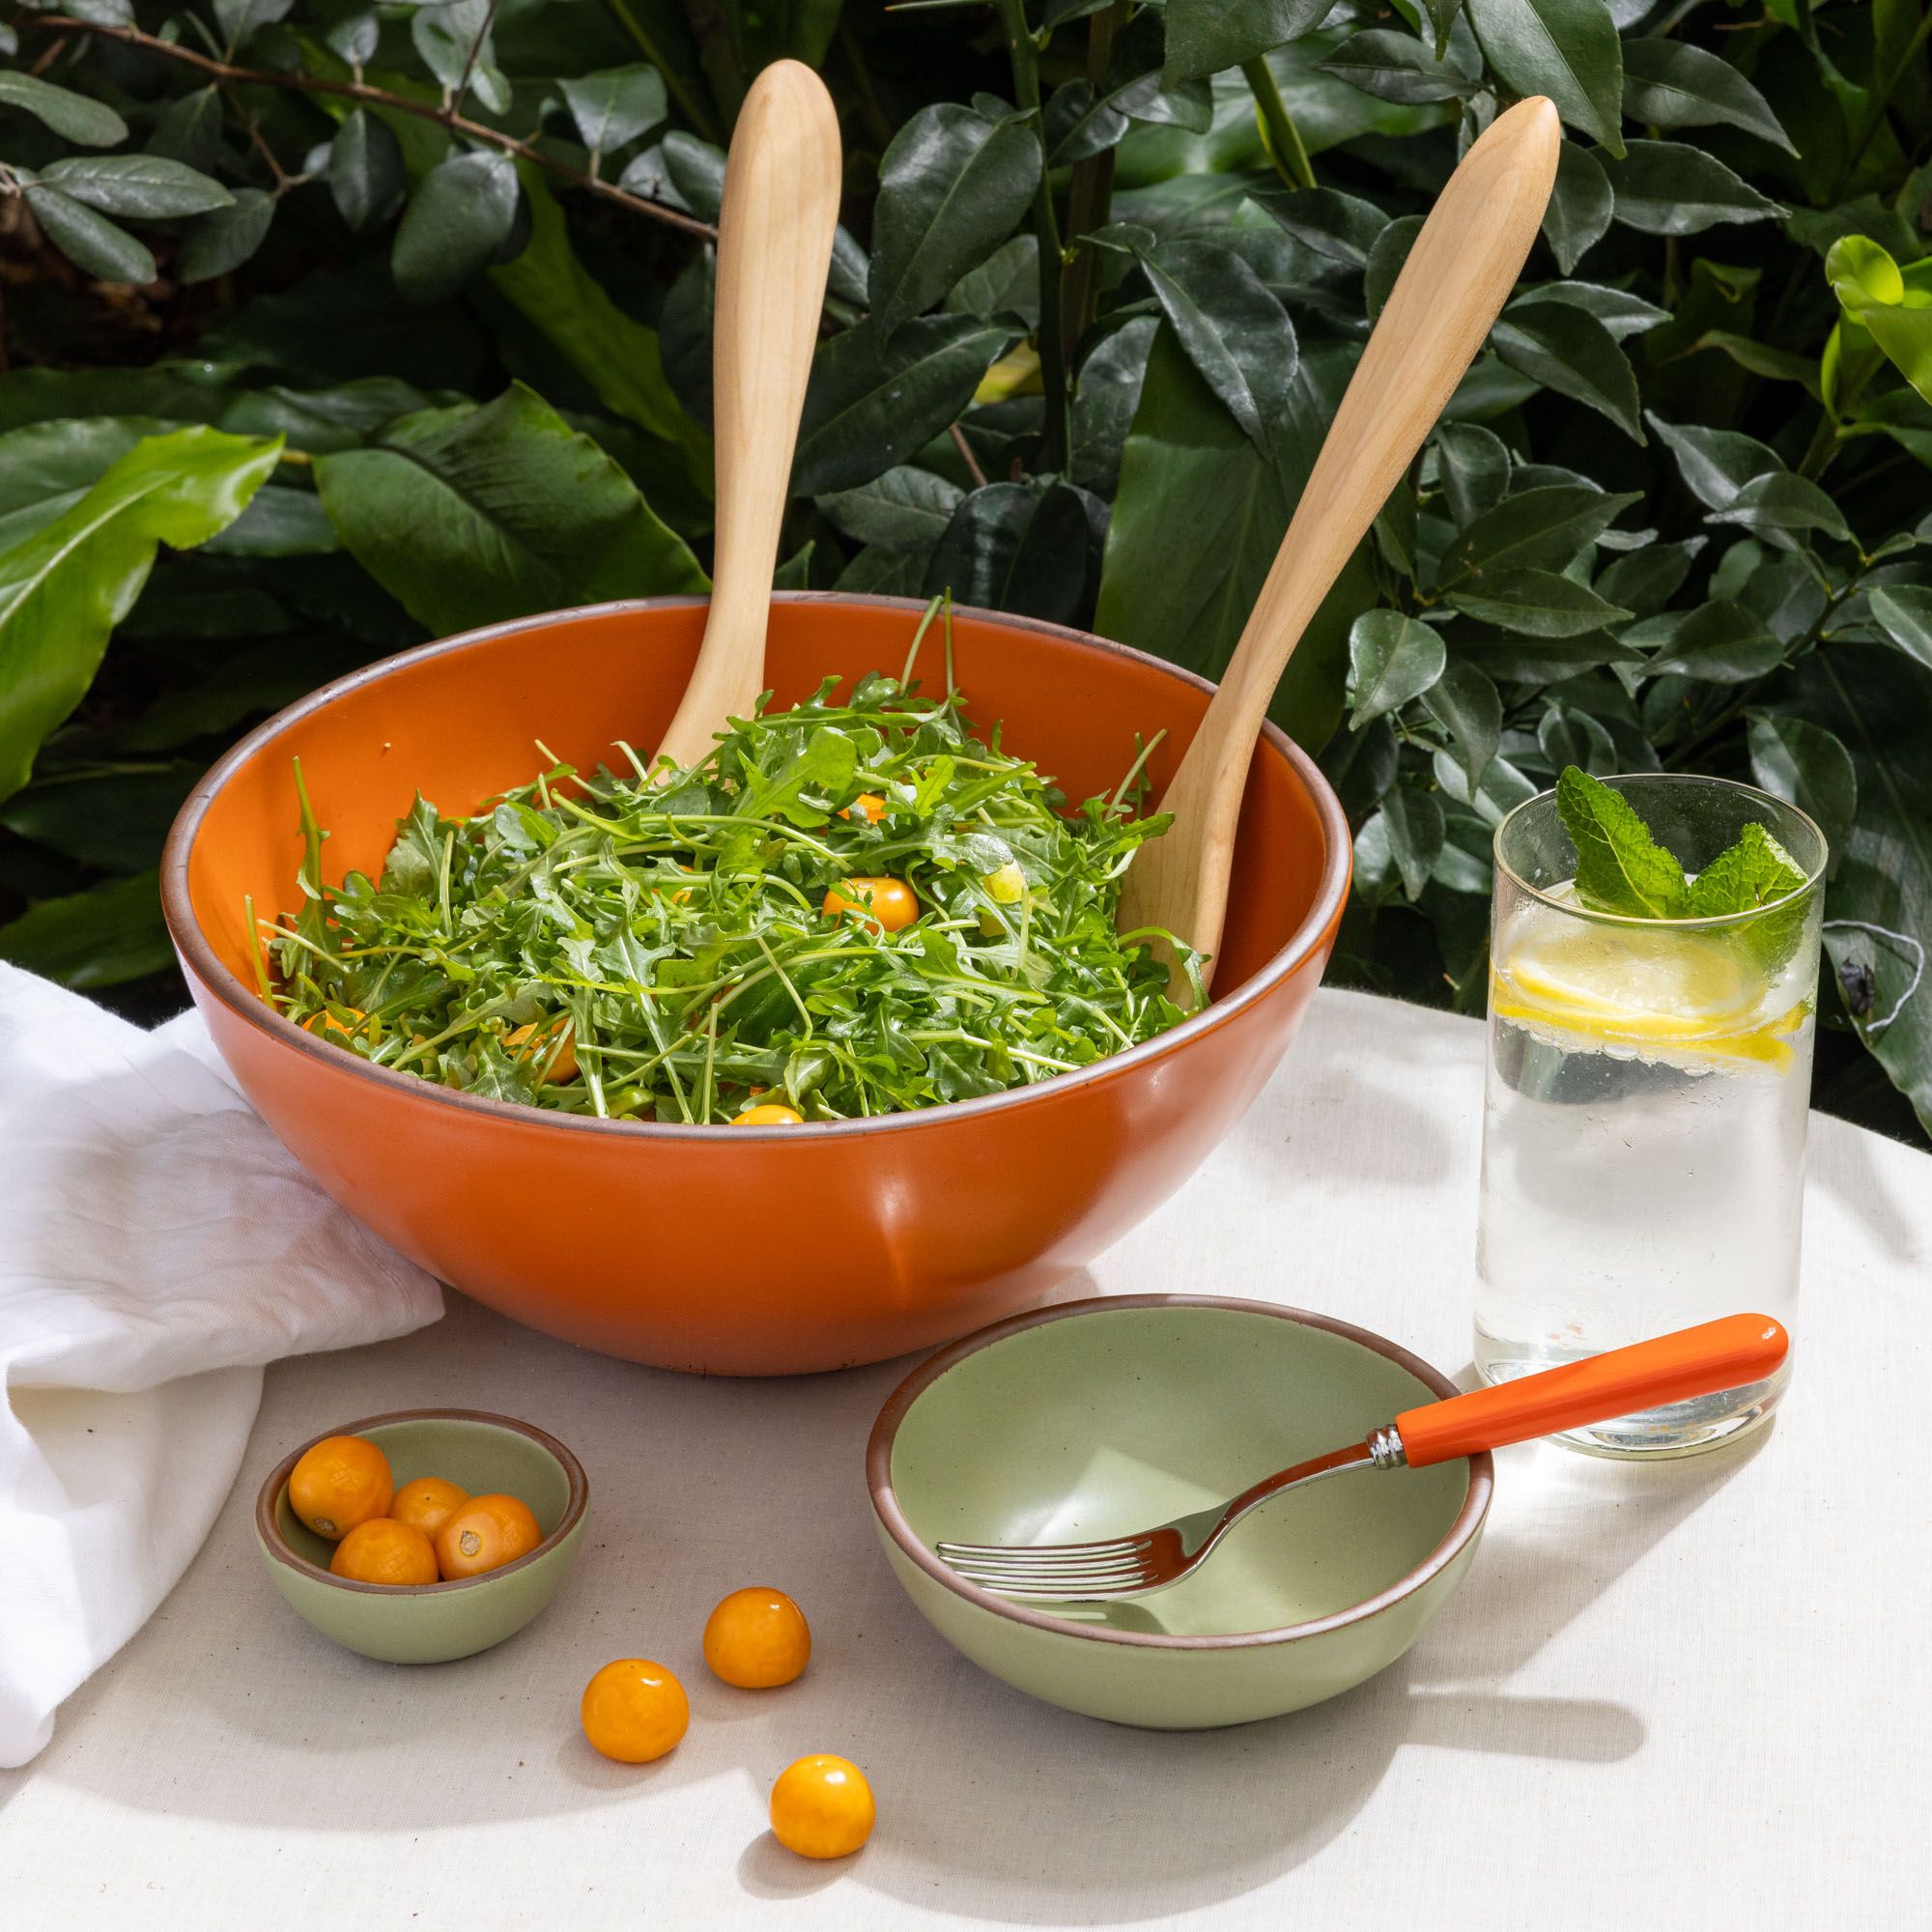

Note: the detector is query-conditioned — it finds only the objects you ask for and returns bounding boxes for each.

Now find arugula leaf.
[732,726,861,827]
[1554,766,1689,918]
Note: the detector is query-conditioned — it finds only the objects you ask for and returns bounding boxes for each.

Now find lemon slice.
[1493,918,1802,1067]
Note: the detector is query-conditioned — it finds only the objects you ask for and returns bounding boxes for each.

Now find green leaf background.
[1,0,1930,1144]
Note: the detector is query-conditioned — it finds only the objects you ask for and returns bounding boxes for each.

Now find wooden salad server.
[1116,96,1562,994]
[651,59,843,773]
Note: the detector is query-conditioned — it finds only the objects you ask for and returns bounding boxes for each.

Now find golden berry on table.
[581,1659,690,1764]
[703,1586,811,1689]
[769,1754,875,1860]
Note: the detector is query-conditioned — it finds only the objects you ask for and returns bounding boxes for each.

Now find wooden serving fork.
[652,60,842,773]
[1116,97,1562,992]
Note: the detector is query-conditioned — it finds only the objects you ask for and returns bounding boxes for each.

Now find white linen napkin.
[0,963,442,1766]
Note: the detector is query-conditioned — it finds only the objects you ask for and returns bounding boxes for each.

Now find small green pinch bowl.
[255,1409,588,1663]
[867,1296,1492,1729]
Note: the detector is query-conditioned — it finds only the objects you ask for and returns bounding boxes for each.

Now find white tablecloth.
[2,988,1926,1928]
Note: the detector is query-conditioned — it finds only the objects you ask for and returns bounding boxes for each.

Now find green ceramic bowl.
[867,1296,1492,1729]
[255,1409,588,1663]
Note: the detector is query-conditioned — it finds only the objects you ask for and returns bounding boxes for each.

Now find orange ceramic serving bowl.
[162,595,1349,1375]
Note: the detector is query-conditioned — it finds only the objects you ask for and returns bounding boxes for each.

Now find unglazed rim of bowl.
[255,1408,588,1597]
[866,1294,1495,1651]
[162,593,1351,1142]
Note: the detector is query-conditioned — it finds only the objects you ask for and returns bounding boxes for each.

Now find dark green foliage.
[2,0,1930,1143]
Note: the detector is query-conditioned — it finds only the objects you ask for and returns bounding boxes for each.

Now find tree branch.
[949,421,989,489]
[26,14,719,242]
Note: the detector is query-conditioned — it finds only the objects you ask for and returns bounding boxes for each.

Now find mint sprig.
[1554,767,1689,918]
[1683,819,1808,917]
[1554,767,1812,970]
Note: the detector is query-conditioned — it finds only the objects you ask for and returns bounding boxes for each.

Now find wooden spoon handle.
[1118,98,1560,988]
[653,61,842,771]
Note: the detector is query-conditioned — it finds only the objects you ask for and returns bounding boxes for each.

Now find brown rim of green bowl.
[867,1294,1495,1653]
[159,592,1352,1142]
[255,1408,589,1597]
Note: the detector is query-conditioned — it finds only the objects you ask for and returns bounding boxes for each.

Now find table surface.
[4,987,1927,1929]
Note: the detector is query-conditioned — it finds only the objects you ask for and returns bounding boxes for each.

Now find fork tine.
[943,1553,1151,1577]
[939,1555,1153,1581]
[943,1553,1151,1584]
[936,1538,1144,1561]
[941,1555,1156,1584]
[939,1540,1148,1564]
[974,1581,1146,1600]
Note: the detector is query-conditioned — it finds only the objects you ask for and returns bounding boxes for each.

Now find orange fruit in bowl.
[391,1475,469,1541]
[329,1518,439,1586]
[823,876,918,933]
[581,1659,690,1763]
[435,1492,542,1578]
[288,1434,394,1540]
[304,1007,368,1044]
[504,1019,578,1082]
[770,1754,875,1859]
[703,1586,811,1689]
[732,1102,803,1125]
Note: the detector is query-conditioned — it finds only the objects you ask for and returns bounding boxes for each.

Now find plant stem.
[1242,55,1315,191]
[996,0,1071,473]
[1798,340,1887,479]
[449,0,501,115]
[602,0,720,142]
[950,421,990,489]
[1662,573,1861,771]
[1795,412,1842,481]
[26,14,717,242]
[838,14,895,153]
[1058,0,1126,371]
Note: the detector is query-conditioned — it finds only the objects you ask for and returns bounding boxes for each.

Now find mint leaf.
[1683,820,1807,917]
[1554,766,1689,918]
[1686,820,1812,973]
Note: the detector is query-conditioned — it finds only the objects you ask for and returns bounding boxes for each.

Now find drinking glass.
[1474,774,1827,1457]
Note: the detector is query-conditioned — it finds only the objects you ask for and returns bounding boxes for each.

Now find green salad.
[259,605,1200,1123]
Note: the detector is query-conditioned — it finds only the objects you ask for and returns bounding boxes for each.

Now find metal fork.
[936,1313,1787,1601]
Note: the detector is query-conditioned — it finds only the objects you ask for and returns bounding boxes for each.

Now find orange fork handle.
[1394,1314,1791,1468]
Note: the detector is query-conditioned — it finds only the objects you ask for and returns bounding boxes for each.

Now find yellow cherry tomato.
[703,1586,811,1689]
[769,1754,875,1860]
[823,876,918,933]
[328,1518,439,1586]
[732,1103,804,1126]
[390,1475,469,1541]
[581,1659,690,1764]
[288,1434,394,1540]
[983,861,1027,904]
[504,1019,578,1082]
[839,792,887,824]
